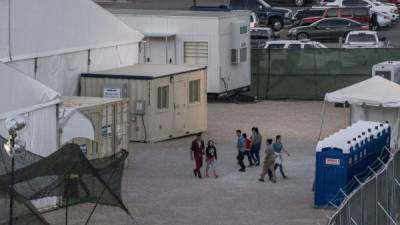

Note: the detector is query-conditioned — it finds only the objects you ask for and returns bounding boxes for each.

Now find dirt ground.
[44,101,349,225]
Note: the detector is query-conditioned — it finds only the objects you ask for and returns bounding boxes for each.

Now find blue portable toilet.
[314,121,390,207]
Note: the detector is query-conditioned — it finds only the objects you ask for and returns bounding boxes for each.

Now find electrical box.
[135,100,145,115]
[231,21,248,64]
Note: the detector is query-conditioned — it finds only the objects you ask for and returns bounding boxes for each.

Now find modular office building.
[111,9,251,97]
[80,64,207,142]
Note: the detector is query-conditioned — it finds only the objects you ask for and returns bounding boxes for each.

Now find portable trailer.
[372,61,400,84]
[80,64,207,142]
[110,9,251,97]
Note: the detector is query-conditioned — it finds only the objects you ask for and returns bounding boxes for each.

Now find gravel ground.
[44,101,349,225]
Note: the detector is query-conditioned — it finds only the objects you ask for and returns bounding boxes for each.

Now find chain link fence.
[325,149,400,225]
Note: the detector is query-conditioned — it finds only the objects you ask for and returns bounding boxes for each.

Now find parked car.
[300,7,370,25]
[292,8,326,26]
[264,40,327,48]
[270,0,315,6]
[342,0,399,21]
[230,0,293,31]
[251,27,276,48]
[250,12,259,28]
[342,30,387,48]
[287,18,369,41]
[378,0,400,9]
[320,0,343,6]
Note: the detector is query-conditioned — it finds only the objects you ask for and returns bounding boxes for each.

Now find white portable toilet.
[372,61,400,84]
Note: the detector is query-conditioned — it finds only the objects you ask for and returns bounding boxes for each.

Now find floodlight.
[5,115,26,135]
[4,138,26,157]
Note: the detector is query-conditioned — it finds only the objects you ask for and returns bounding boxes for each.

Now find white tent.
[59,108,95,145]
[0,0,143,96]
[0,62,60,156]
[325,76,400,148]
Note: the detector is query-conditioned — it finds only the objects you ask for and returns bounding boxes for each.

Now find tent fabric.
[0,62,60,115]
[35,51,88,96]
[59,108,95,144]
[325,76,400,107]
[0,0,143,63]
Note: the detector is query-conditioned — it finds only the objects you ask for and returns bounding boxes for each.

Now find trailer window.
[184,42,208,65]
[189,79,201,103]
[157,85,169,110]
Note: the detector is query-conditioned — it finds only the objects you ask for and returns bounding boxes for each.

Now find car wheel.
[270,18,284,31]
[297,32,309,40]
[294,0,305,6]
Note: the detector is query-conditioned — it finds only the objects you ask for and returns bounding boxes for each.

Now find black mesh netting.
[0,136,130,225]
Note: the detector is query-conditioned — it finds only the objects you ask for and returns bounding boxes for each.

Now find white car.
[342,31,387,48]
[342,0,399,21]
[264,40,327,48]
[374,10,393,27]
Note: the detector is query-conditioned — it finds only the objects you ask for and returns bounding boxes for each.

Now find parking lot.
[99,0,400,47]
[44,101,349,225]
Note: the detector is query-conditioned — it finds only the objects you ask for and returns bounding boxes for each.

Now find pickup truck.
[230,0,293,31]
[342,31,387,48]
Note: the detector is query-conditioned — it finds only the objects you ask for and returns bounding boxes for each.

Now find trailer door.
[173,79,187,133]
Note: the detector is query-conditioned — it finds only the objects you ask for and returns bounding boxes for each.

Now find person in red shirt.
[190,133,205,178]
[243,133,254,167]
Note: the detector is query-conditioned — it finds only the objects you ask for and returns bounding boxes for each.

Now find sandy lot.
[44,101,349,225]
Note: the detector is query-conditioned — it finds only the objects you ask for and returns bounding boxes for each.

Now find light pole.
[4,115,26,225]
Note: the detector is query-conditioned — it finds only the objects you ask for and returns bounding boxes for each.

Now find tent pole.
[317,100,327,142]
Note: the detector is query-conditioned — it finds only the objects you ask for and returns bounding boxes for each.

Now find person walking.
[205,140,219,178]
[259,139,276,183]
[273,135,290,179]
[236,130,246,172]
[370,11,378,31]
[250,127,262,166]
[243,133,254,167]
[191,133,205,178]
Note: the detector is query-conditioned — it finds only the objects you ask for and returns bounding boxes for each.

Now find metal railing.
[324,148,400,225]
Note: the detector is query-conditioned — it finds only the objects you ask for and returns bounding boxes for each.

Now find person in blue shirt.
[272,135,290,179]
[236,130,246,172]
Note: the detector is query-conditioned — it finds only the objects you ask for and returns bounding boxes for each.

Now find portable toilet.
[314,121,390,207]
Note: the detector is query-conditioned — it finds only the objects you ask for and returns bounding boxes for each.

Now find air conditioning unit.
[231,48,240,64]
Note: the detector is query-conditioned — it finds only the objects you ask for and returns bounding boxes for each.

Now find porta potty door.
[173,79,187,133]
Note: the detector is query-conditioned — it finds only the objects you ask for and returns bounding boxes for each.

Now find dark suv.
[230,0,293,31]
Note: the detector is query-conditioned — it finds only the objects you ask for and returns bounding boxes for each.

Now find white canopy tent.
[0,0,143,96]
[324,76,400,148]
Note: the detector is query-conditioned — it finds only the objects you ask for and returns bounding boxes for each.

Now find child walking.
[273,135,290,179]
[243,133,254,167]
[206,140,219,178]
[259,139,276,183]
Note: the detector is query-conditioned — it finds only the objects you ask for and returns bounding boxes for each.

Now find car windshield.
[348,34,377,42]
[257,0,271,8]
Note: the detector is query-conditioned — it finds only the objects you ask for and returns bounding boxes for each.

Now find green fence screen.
[250,48,400,100]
